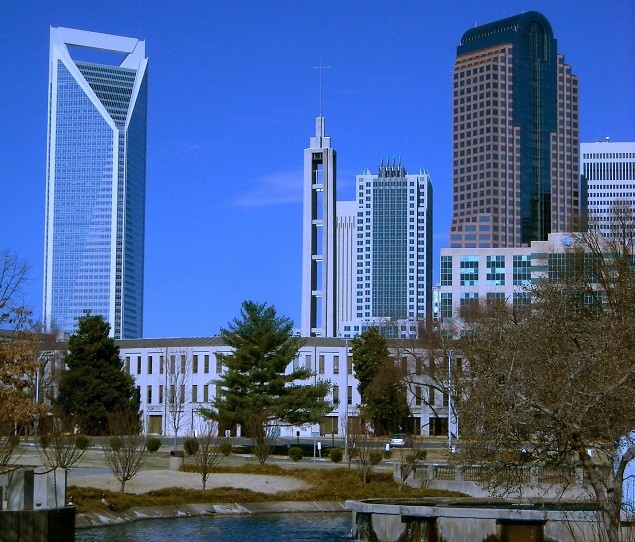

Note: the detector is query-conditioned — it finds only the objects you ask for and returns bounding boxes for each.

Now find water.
[76,512,352,541]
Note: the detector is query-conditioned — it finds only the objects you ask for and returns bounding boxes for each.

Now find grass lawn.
[68,462,464,514]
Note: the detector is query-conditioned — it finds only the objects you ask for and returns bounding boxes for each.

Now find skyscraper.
[581,140,635,236]
[301,117,337,337]
[353,160,433,336]
[43,27,148,338]
[450,11,579,248]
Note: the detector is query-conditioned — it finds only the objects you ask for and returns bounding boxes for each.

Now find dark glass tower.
[450,11,579,248]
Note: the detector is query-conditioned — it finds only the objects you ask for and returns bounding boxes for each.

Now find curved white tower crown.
[301,117,337,337]
[44,27,148,338]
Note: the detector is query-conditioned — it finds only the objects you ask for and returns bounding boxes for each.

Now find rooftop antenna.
[313,58,330,118]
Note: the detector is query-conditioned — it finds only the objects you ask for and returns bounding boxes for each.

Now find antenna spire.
[313,58,330,117]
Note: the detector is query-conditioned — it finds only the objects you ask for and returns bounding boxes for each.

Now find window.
[169,385,175,405]
[147,355,153,375]
[441,255,453,285]
[159,355,164,375]
[137,356,141,375]
[319,355,325,374]
[333,385,339,404]
[180,355,186,374]
[333,355,339,374]
[440,292,453,319]
[216,355,223,374]
[125,356,130,373]
[204,355,210,374]
[347,386,353,405]
[443,392,449,407]
[192,385,198,403]
[486,255,505,285]
[305,354,312,370]
[192,355,198,374]
[429,386,436,406]
[170,355,176,375]
[180,385,185,404]
[513,254,531,285]
[415,386,422,406]
[203,385,209,403]
[147,385,152,404]
[159,385,164,404]
[460,256,479,286]
[347,355,353,374]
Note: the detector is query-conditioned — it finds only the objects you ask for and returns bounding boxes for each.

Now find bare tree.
[456,204,635,542]
[244,410,277,465]
[37,413,90,505]
[164,347,191,451]
[191,417,228,490]
[394,444,427,492]
[347,418,384,484]
[102,410,149,493]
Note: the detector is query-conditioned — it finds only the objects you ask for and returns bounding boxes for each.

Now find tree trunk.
[120,479,126,493]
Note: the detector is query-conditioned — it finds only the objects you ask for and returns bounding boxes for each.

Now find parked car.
[389,433,412,448]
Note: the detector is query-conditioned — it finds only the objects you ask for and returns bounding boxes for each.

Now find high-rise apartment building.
[450,11,579,248]
[352,160,433,335]
[301,117,337,337]
[43,27,148,338]
[581,140,635,236]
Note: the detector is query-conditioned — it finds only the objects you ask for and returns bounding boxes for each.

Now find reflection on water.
[76,512,352,541]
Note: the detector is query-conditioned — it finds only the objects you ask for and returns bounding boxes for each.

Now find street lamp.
[448,349,453,452]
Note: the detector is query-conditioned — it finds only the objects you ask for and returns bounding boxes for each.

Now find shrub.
[75,434,90,450]
[369,451,383,466]
[184,437,199,456]
[347,447,358,460]
[329,447,343,463]
[288,446,303,461]
[146,437,161,453]
[384,450,392,459]
[39,434,50,449]
[109,436,123,452]
[8,435,20,448]
[219,442,232,456]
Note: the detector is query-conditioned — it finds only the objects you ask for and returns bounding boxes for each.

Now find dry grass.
[69,463,463,514]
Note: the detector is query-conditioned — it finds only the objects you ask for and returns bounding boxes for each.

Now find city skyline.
[1,0,633,338]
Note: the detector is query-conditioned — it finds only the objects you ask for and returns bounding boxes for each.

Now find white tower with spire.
[301,117,337,337]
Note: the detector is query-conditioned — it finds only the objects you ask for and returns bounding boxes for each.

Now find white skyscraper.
[301,117,337,337]
[336,200,356,330]
[581,140,635,236]
[44,27,148,338]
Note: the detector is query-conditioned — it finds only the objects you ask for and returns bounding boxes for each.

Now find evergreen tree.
[209,301,331,437]
[56,314,138,435]
[352,328,411,435]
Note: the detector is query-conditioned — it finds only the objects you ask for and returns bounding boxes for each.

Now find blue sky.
[1,0,633,338]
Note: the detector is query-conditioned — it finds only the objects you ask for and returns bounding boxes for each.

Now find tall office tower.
[355,161,433,331]
[450,11,579,248]
[301,117,337,337]
[581,140,635,236]
[44,27,148,338]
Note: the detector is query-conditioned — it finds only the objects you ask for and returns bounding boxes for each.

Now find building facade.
[581,140,635,236]
[342,161,432,338]
[439,232,590,323]
[301,117,337,337]
[43,27,148,338]
[450,11,579,248]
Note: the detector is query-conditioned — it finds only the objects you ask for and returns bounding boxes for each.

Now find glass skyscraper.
[450,11,579,248]
[43,27,148,338]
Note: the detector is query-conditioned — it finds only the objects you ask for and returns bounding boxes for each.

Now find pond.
[76,512,352,541]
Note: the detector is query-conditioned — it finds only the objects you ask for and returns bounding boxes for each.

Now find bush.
[347,447,358,460]
[7,435,19,448]
[369,451,383,466]
[288,446,303,461]
[146,437,161,453]
[219,442,232,456]
[75,434,90,450]
[184,437,199,456]
[109,436,123,452]
[39,434,50,449]
[383,450,392,459]
[329,447,343,463]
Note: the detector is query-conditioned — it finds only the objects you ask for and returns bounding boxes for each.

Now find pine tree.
[210,301,331,437]
[56,314,138,435]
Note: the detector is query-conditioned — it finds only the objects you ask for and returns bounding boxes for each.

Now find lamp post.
[448,349,453,452]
